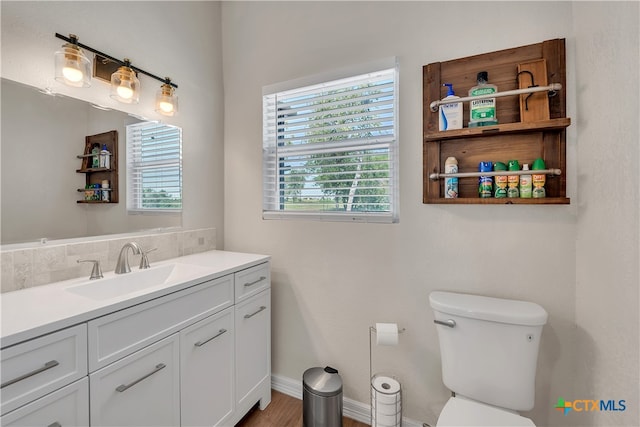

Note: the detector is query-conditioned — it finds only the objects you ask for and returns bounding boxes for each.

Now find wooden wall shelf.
[77,130,119,204]
[423,39,570,204]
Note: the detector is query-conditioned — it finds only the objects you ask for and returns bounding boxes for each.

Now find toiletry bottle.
[439,84,462,131]
[91,144,100,168]
[520,163,532,198]
[100,144,111,169]
[532,158,546,198]
[468,71,498,127]
[101,180,110,202]
[507,160,520,198]
[493,162,507,198]
[444,156,458,198]
[478,161,493,198]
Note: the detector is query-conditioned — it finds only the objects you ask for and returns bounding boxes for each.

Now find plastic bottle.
[493,162,507,198]
[507,160,520,198]
[100,144,111,169]
[101,180,110,202]
[532,158,546,198]
[520,164,532,198]
[444,156,458,198]
[478,161,493,198]
[91,144,100,168]
[468,71,498,127]
[439,84,463,131]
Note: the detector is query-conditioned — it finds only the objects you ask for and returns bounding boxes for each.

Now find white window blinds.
[126,121,182,213]
[263,62,398,223]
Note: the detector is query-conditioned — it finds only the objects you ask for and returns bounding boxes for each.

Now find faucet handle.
[139,248,158,269]
[77,259,103,280]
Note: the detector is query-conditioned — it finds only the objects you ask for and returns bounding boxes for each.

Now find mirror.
[1,78,182,245]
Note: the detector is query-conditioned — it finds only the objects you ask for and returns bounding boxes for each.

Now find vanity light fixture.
[155,78,178,116]
[54,34,91,87]
[110,59,140,104]
[54,33,178,112]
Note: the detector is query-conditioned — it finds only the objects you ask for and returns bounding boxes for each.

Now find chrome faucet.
[77,259,103,280]
[115,242,142,274]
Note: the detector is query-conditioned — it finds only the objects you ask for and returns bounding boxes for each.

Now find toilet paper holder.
[368,324,405,383]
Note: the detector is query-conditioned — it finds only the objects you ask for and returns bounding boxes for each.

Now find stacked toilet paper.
[371,375,401,427]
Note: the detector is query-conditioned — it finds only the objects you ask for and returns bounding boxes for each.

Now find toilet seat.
[437,396,535,427]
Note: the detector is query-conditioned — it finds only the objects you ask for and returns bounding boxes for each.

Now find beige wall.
[1,1,225,248]
[222,1,638,426]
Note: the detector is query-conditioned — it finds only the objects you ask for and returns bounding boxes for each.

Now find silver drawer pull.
[244,306,267,319]
[434,319,456,328]
[48,422,62,427]
[116,363,166,392]
[194,329,227,347]
[244,276,267,287]
[1,360,59,389]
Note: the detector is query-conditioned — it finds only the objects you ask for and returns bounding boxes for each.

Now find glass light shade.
[155,83,178,116]
[54,44,91,88]
[110,65,140,104]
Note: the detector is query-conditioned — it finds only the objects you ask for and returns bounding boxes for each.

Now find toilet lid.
[437,396,535,427]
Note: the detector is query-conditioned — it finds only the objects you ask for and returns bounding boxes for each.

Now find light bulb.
[62,65,84,83]
[159,100,174,113]
[117,84,134,100]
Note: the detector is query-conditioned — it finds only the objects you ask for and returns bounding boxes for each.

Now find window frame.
[126,121,183,215]
[262,57,399,223]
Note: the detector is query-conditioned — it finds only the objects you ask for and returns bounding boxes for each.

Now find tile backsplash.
[1,228,216,293]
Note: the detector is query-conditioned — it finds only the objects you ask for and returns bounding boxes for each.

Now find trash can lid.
[303,366,342,396]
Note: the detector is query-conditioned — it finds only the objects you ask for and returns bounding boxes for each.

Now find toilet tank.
[429,291,548,411]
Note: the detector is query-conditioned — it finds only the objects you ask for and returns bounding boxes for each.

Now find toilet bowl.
[437,395,535,427]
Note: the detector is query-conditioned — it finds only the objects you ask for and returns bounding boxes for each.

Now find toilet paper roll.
[371,375,402,427]
[375,323,399,346]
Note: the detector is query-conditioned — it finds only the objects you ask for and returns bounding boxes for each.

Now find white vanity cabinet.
[1,252,271,427]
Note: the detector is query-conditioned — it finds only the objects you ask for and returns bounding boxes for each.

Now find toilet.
[429,291,548,426]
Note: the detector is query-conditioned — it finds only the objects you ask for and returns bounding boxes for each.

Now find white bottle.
[520,164,532,198]
[439,83,462,131]
[99,144,111,169]
[444,156,458,198]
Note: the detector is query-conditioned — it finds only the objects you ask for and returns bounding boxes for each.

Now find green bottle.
[493,162,507,198]
[507,160,520,198]
[532,158,546,198]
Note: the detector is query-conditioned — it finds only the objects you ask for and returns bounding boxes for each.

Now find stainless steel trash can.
[303,366,343,427]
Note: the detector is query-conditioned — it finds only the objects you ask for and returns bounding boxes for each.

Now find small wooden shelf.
[424,118,571,142]
[77,130,118,203]
[423,38,570,205]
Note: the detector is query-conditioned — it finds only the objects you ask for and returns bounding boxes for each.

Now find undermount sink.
[66,263,207,301]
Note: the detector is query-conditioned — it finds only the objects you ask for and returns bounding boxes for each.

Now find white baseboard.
[271,374,426,427]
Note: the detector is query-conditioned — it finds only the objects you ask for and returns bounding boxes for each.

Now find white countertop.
[1,250,270,348]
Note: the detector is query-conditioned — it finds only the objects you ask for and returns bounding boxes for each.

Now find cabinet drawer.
[1,324,87,415]
[90,334,180,427]
[88,274,233,372]
[1,378,89,427]
[235,262,270,303]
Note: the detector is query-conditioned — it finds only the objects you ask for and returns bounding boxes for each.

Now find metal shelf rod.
[429,168,562,181]
[429,84,561,112]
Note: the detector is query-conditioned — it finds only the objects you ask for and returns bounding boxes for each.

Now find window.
[126,121,182,213]
[262,59,398,223]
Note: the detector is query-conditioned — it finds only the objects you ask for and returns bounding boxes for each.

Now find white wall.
[573,2,639,426]
[1,1,225,247]
[222,2,587,425]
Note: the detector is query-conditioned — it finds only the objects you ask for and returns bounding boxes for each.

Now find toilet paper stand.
[369,325,405,427]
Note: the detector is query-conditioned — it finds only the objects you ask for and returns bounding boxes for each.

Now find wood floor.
[235,390,369,427]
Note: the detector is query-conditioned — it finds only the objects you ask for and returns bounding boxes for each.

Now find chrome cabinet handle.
[1,360,59,389]
[194,329,227,347]
[434,319,456,328]
[116,363,166,392]
[244,306,267,319]
[48,422,62,427]
[244,276,267,287]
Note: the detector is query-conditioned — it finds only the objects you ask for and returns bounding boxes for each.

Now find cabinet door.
[89,334,180,427]
[235,289,271,413]
[181,307,234,427]
[1,378,88,427]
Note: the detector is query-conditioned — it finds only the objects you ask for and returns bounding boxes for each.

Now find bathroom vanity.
[0,250,271,427]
